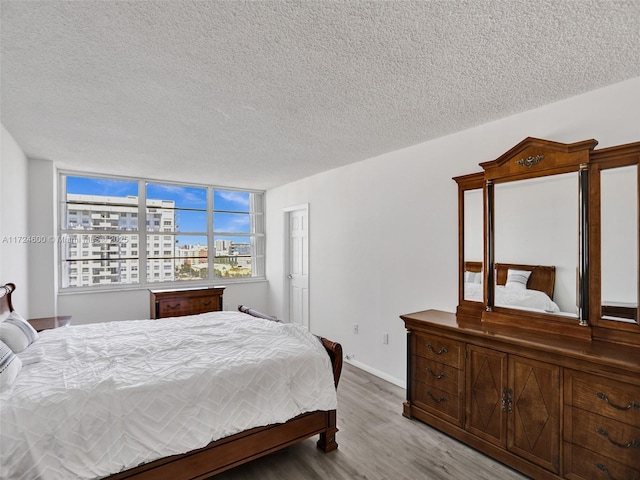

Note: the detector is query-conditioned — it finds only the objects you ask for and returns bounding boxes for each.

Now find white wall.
[265,77,640,387]
[28,159,58,317]
[1,125,30,316]
[57,280,269,324]
[4,122,270,324]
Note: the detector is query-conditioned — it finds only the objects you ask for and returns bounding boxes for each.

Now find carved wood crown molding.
[515,154,544,168]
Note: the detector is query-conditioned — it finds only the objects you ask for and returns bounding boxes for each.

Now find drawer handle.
[426,344,448,355]
[426,391,447,404]
[595,462,640,480]
[595,462,616,480]
[596,392,640,411]
[165,303,180,309]
[426,368,446,380]
[596,427,640,449]
[200,300,212,306]
[501,387,513,413]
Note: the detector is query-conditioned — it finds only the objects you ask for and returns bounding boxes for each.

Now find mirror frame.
[480,138,598,339]
[456,137,640,346]
[589,142,640,343]
[453,172,485,323]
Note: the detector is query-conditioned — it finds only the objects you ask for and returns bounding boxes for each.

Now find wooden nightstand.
[28,315,72,332]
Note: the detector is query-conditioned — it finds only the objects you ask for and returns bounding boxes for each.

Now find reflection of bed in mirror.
[601,302,638,322]
[464,261,560,313]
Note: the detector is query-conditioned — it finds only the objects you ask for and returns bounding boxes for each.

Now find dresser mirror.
[455,139,640,347]
[600,164,638,324]
[463,188,484,302]
[454,172,485,320]
[472,137,600,336]
[493,172,579,317]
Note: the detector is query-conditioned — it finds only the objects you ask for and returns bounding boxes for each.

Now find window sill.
[57,277,268,295]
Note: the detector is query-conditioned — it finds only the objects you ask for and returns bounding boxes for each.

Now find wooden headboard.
[464,261,483,273]
[495,263,556,300]
[464,262,556,299]
[0,282,15,320]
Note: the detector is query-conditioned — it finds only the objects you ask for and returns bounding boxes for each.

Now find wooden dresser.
[422,138,640,479]
[149,287,225,319]
[401,310,640,480]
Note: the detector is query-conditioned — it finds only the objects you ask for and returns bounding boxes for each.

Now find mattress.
[0,311,338,480]
[465,283,560,313]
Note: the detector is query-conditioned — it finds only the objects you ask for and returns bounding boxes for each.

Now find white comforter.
[0,312,338,480]
[465,283,560,313]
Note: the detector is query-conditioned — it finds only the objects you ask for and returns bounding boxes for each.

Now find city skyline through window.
[61,174,264,289]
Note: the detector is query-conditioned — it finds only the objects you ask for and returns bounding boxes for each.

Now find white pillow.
[465,271,483,284]
[0,311,39,353]
[505,269,532,290]
[0,340,22,388]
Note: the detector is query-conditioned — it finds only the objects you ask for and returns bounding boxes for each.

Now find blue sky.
[67,176,253,244]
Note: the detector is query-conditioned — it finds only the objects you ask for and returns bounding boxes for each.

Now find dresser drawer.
[413,333,463,369]
[188,295,222,314]
[565,370,640,427]
[413,356,461,396]
[159,295,221,316]
[157,298,194,317]
[150,287,225,319]
[565,408,640,469]
[564,442,640,480]
[412,380,463,426]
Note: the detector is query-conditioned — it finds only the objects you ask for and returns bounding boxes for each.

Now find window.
[147,181,208,283]
[59,173,265,290]
[213,190,265,279]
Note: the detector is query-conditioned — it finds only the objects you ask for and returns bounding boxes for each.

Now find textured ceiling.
[1,1,639,190]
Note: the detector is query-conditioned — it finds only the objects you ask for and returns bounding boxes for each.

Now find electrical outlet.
[345,354,355,360]
[353,323,359,334]
[383,333,389,344]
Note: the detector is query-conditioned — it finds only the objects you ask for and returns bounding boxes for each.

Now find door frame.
[283,203,309,328]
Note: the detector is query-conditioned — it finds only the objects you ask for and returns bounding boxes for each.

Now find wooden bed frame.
[464,261,556,300]
[0,283,343,480]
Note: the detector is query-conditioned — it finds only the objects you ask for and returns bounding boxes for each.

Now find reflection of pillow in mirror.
[506,269,531,290]
[465,271,483,284]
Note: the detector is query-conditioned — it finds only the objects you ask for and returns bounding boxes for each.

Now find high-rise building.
[65,194,176,286]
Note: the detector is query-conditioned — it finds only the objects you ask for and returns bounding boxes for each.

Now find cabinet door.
[466,345,508,447]
[508,355,560,474]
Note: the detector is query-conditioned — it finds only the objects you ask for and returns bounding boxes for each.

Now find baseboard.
[344,358,406,389]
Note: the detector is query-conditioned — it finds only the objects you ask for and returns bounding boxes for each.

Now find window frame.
[58,171,266,292]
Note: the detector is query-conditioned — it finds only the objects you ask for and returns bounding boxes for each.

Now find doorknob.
[287,274,293,279]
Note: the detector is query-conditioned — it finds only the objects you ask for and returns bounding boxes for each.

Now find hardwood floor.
[213,363,529,480]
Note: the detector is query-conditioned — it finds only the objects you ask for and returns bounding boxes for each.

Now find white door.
[285,205,309,330]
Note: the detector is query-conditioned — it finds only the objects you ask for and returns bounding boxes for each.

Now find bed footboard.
[107,312,343,479]
[319,337,343,388]
[238,305,344,387]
